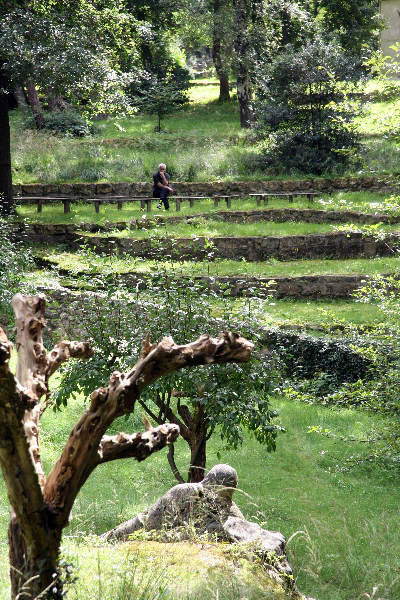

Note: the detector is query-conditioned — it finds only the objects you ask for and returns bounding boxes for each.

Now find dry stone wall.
[15,220,400,261]
[73,272,370,299]
[12,175,400,198]
[76,232,400,261]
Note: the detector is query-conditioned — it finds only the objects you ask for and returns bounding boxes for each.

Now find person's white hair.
[158,163,166,170]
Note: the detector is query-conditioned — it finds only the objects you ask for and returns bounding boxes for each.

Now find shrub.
[0,219,34,329]
[255,36,362,175]
[40,109,94,136]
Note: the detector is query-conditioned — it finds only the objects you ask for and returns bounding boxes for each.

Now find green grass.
[10,78,400,184]
[1,396,399,600]
[98,219,344,239]
[25,266,387,328]
[80,218,400,240]
[15,191,400,226]
[40,250,400,279]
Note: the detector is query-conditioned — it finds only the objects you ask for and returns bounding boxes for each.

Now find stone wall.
[14,207,400,242]
[75,232,400,261]
[75,272,369,299]
[16,220,400,261]
[201,209,400,225]
[12,175,400,198]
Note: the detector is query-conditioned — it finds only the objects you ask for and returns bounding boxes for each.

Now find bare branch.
[11,294,93,401]
[12,294,47,400]
[10,295,93,488]
[97,423,180,464]
[167,444,185,483]
[0,328,49,560]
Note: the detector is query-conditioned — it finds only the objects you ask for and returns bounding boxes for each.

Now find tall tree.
[0,0,137,214]
[0,293,252,599]
[233,0,253,127]
[210,0,233,101]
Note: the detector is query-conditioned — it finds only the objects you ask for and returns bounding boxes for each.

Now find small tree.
[0,293,252,599]
[136,69,190,131]
[54,258,281,483]
[255,36,362,174]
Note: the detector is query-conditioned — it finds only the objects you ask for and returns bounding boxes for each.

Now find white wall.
[381,0,400,57]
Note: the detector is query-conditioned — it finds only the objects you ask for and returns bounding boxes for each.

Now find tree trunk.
[15,86,29,111]
[218,73,230,102]
[234,0,253,127]
[0,296,253,599]
[8,515,62,600]
[187,402,208,483]
[0,68,14,215]
[25,79,43,128]
[212,0,230,102]
[188,434,207,483]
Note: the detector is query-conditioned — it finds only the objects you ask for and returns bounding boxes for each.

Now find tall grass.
[10,79,400,184]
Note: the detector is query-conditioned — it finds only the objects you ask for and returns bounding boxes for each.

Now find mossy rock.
[124,540,290,599]
[68,539,293,599]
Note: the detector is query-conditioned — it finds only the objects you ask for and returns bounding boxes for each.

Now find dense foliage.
[53,252,282,481]
[281,272,400,470]
[255,37,362,174]
[0,219,33,328]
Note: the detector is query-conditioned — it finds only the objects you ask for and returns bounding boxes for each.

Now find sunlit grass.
[101,219,341,239]
[39,249,400,279]
[1,397,399,600]
[10,78,400,184]
[16,191,400,226]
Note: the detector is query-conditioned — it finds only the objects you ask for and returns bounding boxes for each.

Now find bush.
[262,328,372,385]
[255,36,362,174]
[0,219,34,329]
[40,109,93,136]
[261,127,359,175]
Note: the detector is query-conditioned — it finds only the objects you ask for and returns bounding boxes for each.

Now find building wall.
[381,0,400,57]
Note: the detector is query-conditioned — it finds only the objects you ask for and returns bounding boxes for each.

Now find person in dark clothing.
[153,163,173,210]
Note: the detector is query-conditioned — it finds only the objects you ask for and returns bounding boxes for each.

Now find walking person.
[153,163,173,210]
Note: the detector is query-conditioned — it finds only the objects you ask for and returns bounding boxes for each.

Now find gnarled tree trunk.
[0,294,253,599]
[8,515,62,599]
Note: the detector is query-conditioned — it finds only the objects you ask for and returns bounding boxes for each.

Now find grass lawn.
[10,79,400,184]
[91,220,344,239]
[40,250,400,279]
[15,191,400,226]
[0,395,398,600]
